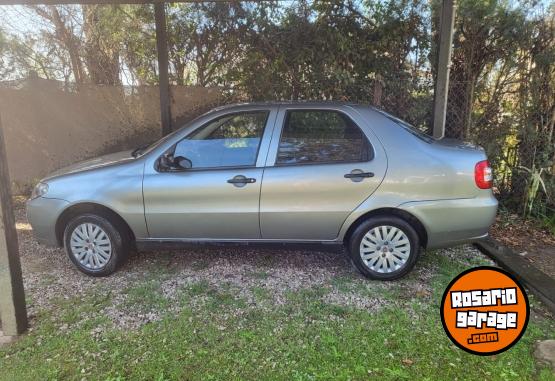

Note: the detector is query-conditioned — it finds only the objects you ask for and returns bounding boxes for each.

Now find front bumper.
[398,194,498,249]
[26,197,70,247]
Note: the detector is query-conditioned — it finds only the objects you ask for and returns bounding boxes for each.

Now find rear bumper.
[26,197,69,247]
[398,194,498,249]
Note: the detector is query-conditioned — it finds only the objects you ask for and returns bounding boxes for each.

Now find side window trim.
[270,108,374,167]
[158,110,273,172]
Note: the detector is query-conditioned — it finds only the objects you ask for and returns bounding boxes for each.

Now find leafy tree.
[167,1,248,86]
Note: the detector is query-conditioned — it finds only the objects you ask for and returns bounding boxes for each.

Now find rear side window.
[276,110,372,165]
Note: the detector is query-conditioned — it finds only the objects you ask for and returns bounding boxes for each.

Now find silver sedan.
[27,102,498,280]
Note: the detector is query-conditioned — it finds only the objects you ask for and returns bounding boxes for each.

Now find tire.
[347,216,420,280]
[63,213,129,276]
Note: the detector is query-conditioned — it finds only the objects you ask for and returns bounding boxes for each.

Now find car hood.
[44,150,135,180]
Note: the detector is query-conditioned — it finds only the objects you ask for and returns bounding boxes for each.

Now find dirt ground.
[490,213,555,279]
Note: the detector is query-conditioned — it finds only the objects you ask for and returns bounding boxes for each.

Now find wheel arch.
[55,202,136,247]
[343,208,428,248]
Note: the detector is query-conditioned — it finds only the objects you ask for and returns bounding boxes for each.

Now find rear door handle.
[227,177,256,184]
[344,171,374,179]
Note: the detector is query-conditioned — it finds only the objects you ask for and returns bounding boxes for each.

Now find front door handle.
[227,175,256,187]
[344,171,374,179]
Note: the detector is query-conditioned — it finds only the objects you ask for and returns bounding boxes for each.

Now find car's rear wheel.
[63,213,128,276]
[348,216,420,280]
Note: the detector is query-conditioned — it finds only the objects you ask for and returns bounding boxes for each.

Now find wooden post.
[155,1,172,136]
[0,114,27,336]
[433,0,456,139]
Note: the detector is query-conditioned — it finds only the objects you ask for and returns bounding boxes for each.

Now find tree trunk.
[82,5,121,85]
[45,6,86,85]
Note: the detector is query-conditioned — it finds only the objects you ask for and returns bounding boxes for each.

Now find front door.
[143,110,274,239]
[260,107,387,240]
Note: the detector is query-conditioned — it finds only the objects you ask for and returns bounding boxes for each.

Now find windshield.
[373,109,435,143]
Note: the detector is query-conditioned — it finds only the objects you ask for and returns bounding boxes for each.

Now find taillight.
[475,160,493,189]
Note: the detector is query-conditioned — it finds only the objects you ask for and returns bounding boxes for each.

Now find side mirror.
[174,156,192,170]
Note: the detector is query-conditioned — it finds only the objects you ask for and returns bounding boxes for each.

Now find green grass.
[1,250,553,381]
[123,279,169,312]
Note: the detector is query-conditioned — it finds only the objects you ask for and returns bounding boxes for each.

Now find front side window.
[276,110,371,165]
[173,111,269,169]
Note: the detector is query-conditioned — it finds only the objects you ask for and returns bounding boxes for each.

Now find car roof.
[211,100,367,111]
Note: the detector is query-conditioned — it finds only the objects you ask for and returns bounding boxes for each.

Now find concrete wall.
[0,79,221,192]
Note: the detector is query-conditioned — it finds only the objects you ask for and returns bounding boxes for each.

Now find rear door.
[260,106,386,240]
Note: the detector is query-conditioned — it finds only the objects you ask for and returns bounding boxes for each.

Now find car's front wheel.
[63,213,128,276]
[348,216,420,280]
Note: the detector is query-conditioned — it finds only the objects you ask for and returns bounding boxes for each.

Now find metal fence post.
[373,74,383,108]
[433,0,456,139]
[155,1,172,136]
[0,114,27,336]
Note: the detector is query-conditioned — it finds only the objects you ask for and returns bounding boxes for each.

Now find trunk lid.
[432,138,484,152]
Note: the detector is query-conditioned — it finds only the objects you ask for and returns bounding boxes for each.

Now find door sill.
[136,239,343,253]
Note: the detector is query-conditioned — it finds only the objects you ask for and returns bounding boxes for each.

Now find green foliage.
[519,165,550,218]
[0,1,434,119]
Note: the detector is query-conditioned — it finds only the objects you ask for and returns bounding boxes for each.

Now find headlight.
[30,182,49,200]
